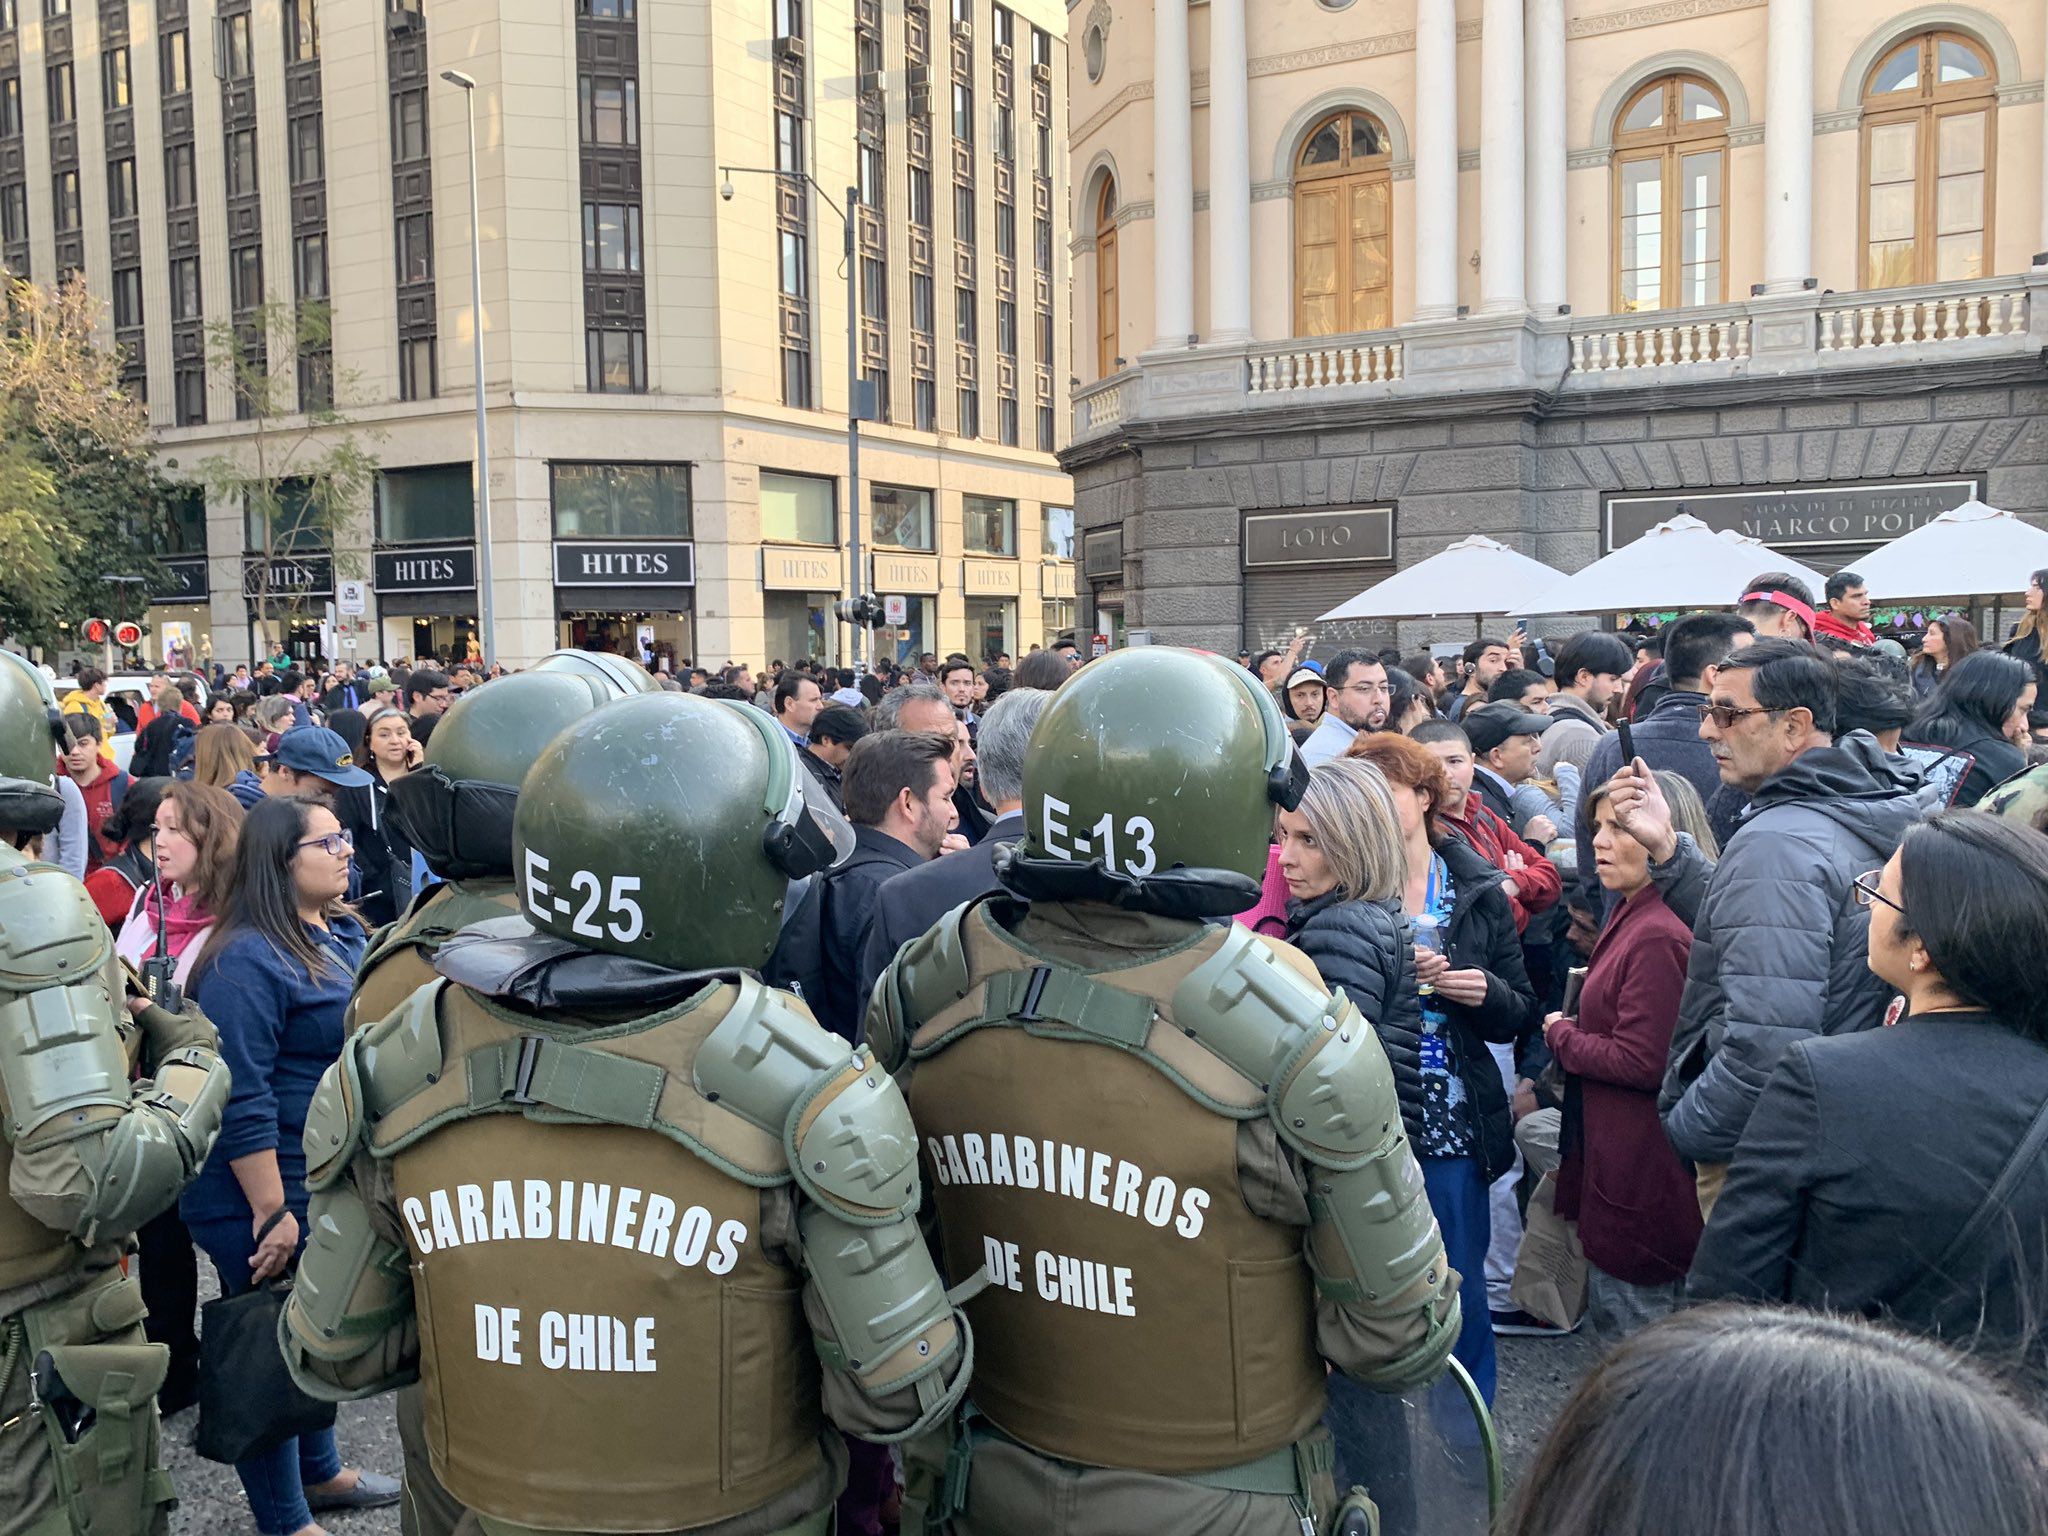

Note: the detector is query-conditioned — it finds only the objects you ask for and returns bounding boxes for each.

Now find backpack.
[760,845,903,1033]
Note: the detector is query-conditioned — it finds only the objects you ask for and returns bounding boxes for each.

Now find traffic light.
[81,618,109,645]
[113,621,143,648]
[832,594,887,628]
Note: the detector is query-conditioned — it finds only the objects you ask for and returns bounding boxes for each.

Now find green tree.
[198,300,378,643]
[0,271,175,650]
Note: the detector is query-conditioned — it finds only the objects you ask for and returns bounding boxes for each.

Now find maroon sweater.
[1550,885,1703,1285]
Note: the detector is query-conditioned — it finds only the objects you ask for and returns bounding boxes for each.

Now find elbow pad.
[1274,996,1461,1390]
[801,1205,971,1440]
[71,1043,232,1242]
[282,1174,419,1401]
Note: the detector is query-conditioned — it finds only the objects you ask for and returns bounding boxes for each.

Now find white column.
[2038,19,2048,259]
[1525,0,1567,311]
[1479,0,1526,312]
[1412,0,1459,319]
[1151,0,1195,349]
[1207,0,1253,343]
[1761,0,1814,291]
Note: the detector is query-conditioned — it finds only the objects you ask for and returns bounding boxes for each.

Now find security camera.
[719,180,735,202]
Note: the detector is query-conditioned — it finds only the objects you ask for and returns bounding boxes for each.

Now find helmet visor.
[770,756,857,878]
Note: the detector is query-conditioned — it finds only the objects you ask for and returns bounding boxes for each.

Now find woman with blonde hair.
[192,721,266,808]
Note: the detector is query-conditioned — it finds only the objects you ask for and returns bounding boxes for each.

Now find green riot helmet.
[0,651,66,836]
[531,647,658,697]
[387,670,634,882]
[512,692,855,970]
[999,646,1307,918]
[1982,760,2048,835]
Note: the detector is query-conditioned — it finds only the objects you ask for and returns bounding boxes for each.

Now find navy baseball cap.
[275,726,372,787]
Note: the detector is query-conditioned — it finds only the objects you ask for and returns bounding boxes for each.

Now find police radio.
[140,879,183,1013]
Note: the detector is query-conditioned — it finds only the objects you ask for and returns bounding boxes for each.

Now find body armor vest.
[905,906,1325,1473]
[367,981,827,1533]
[346,880,519,1034]
[0,949,138,1297]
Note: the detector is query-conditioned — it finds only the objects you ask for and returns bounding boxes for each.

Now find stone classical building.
[1062,0,2048,652]
[1,0,1074,670]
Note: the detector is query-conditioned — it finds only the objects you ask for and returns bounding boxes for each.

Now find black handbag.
[195,1215,337,1464]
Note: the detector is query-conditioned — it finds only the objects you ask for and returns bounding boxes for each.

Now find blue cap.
[275,726,372,787]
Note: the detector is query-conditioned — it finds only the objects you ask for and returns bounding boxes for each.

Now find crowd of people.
[3,564,2046,1536]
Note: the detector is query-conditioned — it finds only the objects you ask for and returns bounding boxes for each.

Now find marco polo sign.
[1242,506,1395,568]
[1606,479,1979,551]
[553,540,696,587]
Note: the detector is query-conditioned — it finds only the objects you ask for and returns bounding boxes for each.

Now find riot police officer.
[283,691,973,1536]
[866,646,1462,1535]
[354,661,651,1536]
[0,651,230,1536]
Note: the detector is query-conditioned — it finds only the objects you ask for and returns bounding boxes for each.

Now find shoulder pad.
[694,974,858,1137]
[302,1045,366,1192]
[1269,992,1394,1167]
[867,902,974,1072]
[355,981,450,1123]
[0,862,113,992]
[1170,924,1344,1098]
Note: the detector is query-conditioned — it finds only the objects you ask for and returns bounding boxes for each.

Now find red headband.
[1740,590,1815,632]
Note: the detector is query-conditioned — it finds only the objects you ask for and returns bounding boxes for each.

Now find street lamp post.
[441,69,496,670]
[721,166,868,672]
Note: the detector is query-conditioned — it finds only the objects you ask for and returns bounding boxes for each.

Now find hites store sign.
[552,540,696,587]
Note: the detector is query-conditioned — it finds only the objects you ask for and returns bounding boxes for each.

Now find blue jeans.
[188,1210,342,1536]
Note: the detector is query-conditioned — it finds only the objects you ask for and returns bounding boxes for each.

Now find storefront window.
[964,495,1016,556]
[965,597,1015,663]
[765,591,836,665]
[1041,598,1074,647]
[871,485,934,550]
[761,471,837,546]
[378,464,475,543]
[244,478,327,552]
[551,462,692,539]
[880,596,936,664]
[1041,504,1075,560]
[163,483,207,554]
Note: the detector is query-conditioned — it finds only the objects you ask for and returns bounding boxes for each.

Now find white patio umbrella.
[1842,500,2048,600]
[1514,515,1827,616]
[1316,534,1565,622]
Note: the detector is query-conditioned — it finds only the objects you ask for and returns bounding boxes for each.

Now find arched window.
[1860,29,1995,288]
[1292,110,1392,337]
[1094,178,1119,377]
[1612,73,1727,312]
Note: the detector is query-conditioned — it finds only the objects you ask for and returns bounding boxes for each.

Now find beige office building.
[1064,0,2048,651]
[0,0,1074,671]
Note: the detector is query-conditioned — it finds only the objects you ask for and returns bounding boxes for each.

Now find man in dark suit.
[856,686,1052,1005]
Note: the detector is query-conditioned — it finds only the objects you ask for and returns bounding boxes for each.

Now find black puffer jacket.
[1286,835,1539,1182]
[1285,889,1428,1146]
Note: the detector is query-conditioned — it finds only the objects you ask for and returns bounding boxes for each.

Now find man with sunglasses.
[1649,639,1923,1220]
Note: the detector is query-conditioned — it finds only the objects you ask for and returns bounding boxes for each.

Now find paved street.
[163,1333,1601,1533]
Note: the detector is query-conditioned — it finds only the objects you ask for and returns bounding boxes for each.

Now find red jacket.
[1442,799,1560,934]
[1549,885,1702,1285]
[1812,610,1876,647]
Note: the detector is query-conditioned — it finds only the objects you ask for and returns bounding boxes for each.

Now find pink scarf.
[139,884,216,959]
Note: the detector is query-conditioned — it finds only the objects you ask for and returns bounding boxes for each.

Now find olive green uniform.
[0,850,230,1536]
[865,647,1461,1536]
[350,879,519,1536]
[354,663,656,1536]
[285,692,973,1536]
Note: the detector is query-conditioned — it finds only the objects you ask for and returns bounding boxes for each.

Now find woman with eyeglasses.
[184,795,397,1536]
[1689,811,2048,1370]
[1904,649,2034,807]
